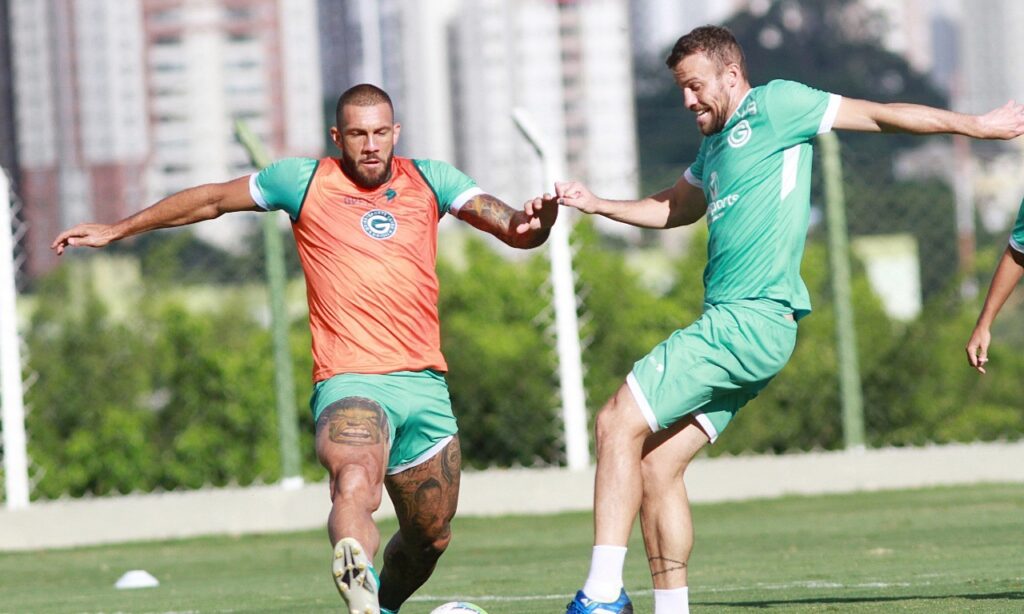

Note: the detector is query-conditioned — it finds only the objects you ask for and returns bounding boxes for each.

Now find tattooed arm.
[455,193,558,249]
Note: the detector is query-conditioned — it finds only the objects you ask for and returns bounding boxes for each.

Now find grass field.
[0,483,1021,613]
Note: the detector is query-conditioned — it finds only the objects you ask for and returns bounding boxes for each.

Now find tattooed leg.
[315,397,390,554]
[378,436,461,611]
[638,416,708,589]
[649,556,688,578]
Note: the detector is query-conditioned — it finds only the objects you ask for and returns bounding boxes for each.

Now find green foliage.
[21,218,1024,499]
[24,264,312,498]
[25,269,159,497]
[634,0,948,194]
[573,221,695,411]
[438,239,560,468]
[106,223,303,285]
[147,303,280,489]
[863,295,1024,446]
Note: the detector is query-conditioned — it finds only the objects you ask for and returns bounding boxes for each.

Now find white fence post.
[0,168,30,508]
[512,109,591,471]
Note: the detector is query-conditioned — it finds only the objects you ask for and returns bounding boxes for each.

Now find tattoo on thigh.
[649,556,687,577]
[317,397,388,446]
[440,439,460,486]
[387,448,459,537]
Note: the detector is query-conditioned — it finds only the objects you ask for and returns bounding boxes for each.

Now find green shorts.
[627,300,797,442]
[310,370,457,474]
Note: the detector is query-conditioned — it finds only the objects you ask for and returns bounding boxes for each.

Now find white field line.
[405,579,933,604]
[73,576,1024,614]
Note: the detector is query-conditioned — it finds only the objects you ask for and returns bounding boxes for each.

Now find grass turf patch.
[0,483,1020,613]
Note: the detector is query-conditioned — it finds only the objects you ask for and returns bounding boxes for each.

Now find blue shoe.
[565,589,634,613]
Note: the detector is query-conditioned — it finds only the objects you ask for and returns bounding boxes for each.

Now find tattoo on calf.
[648,556,687,577]
[317,397,388,446]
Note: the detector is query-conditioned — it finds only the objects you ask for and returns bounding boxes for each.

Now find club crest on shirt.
[361,209,398,239]
[728,119,753,148]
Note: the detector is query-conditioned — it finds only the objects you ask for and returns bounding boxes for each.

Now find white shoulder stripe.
[684,166,703,188]
[818,94,843,134]
[781,145,801,201]
[1011,236,1024,254]
[248,173,269,209]
[449,186,485,214]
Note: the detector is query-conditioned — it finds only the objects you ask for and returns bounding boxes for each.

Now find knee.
[330,464,382,510]
[594,401,646,449]
[639,454,685,490]
[404,520,453,561]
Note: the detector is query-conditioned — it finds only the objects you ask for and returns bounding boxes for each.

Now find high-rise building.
[629,0,739,65]
[11,0,324,274]
[0,0,18,192]
[142,0,323,199]
[451,0,639,224]
[316,0,458,162]
[854,0,966,97]
[956,0,1024,115]
[319,0,640,235]
[12,0,149,276]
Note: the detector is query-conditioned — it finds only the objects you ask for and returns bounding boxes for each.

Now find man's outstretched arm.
[555,176,707,229]
[52,176,259,254]
[966,246,1024,373]
[833,98,1024,139]
[455,193,558,249]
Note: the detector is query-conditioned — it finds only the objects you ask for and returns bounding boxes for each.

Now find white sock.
[654,587,689,614]
[581,545,627,602]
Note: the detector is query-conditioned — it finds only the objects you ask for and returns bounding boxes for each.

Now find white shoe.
[332,537,380,614]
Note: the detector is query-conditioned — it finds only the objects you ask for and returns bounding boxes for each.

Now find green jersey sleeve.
[684,139,709,187]
[1011,197,1024,254]
[412,159,483,215]
[764,80,842,145]
[250,157,319,221]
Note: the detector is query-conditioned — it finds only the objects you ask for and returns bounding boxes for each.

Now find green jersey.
[685,79,841,318]
[1011,197,1024,254]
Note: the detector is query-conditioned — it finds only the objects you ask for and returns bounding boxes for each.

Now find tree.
[438,238,561,467]
[25,268,159,497]
[634,0,948,195]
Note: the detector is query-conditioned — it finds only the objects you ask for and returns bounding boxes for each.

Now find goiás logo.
[727,119,752,148]
[361,209,398,239]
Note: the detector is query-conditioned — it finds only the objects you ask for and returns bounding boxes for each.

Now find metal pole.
[234,122,303,488]
[512,108,590,470]
[0,168,30,508]
[819,132,865,451]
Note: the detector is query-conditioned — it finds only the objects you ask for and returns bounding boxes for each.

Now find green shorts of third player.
[627,300,798,442]
[310,370,457,474]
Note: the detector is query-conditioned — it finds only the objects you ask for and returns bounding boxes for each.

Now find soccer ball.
[429,602,488,614]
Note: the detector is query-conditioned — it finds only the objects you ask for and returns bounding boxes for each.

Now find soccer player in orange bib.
[52,84,558,614]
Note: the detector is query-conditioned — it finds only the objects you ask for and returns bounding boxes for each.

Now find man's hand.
[51,223,118,255]
[965,326,992,374]
[975,100,1024,140]
[516,192,559,234]
[555,181,601,214]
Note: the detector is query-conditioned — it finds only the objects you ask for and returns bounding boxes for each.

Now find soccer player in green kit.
[553,25,1024,614]
[966,198,1024,372]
